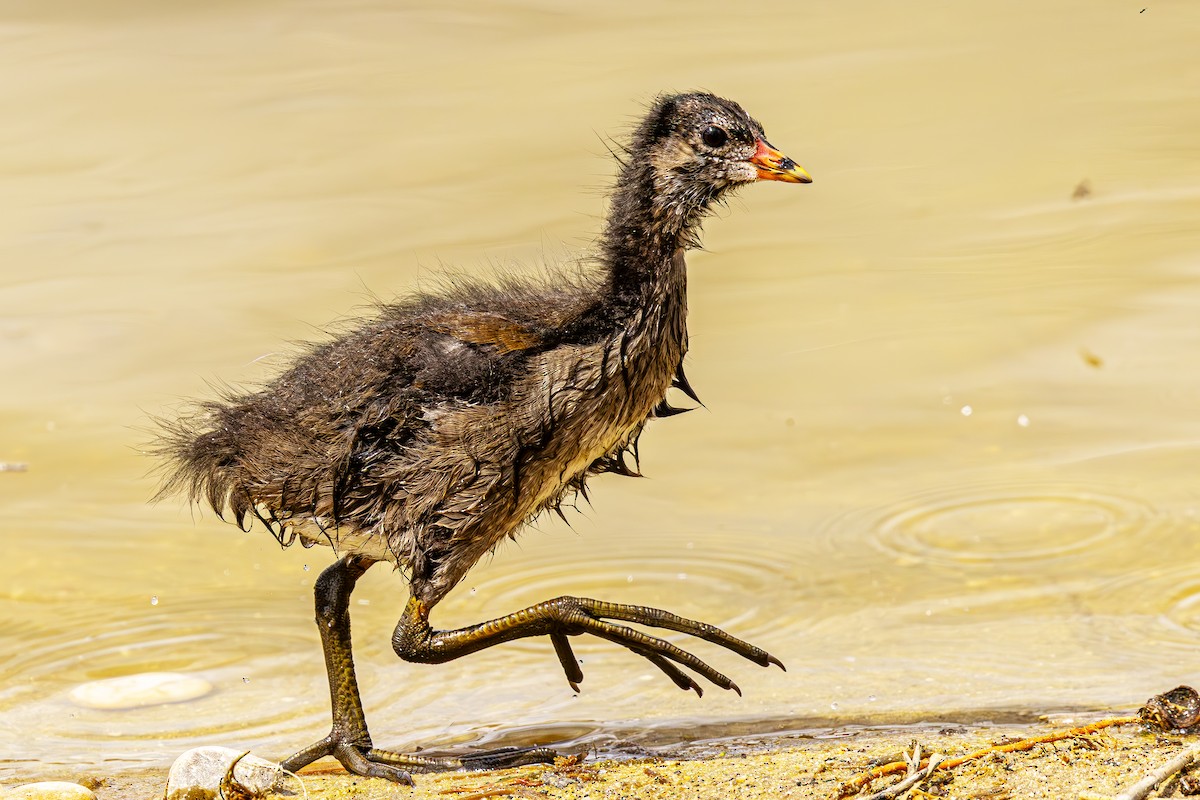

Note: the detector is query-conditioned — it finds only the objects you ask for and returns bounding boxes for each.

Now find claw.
[551,631,584,692]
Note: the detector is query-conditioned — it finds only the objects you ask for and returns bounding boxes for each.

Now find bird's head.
[605,92,810,254]
[628,92,810,222]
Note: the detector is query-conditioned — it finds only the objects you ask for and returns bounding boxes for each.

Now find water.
[3,0,1200,780]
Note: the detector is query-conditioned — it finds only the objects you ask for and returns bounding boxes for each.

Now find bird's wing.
[425,311,545,353]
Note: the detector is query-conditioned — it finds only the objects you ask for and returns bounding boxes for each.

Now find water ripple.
[1078,560,1200,664]
[862,483,1155,567]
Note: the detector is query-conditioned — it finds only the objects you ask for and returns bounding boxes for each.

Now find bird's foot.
[542,596,784,696]
[280,734,417,785]
[280,734,556,784]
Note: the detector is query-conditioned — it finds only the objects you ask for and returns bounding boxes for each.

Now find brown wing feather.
[426,311,544,353]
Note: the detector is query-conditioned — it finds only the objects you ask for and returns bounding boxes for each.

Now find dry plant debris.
[840,686,1200,800]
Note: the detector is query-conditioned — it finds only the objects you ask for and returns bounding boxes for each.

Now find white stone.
[0,782,96,800]
[68,672,212,710]
[164,746,286,800]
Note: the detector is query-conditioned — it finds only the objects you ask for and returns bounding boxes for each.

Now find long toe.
[459,745,559,770]
[335,743,415,785]
[579,598,781,668]
[577,616,739,692]
[283,737,481,784]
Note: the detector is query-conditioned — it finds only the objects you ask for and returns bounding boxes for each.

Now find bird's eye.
[700,126,728,149]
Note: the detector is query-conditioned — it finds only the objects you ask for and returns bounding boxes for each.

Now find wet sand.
[35,719,1197,800]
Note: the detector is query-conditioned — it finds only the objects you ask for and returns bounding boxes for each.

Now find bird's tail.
[150,402,253,527]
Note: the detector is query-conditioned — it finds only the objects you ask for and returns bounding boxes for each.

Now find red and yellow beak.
[750,139,812,183]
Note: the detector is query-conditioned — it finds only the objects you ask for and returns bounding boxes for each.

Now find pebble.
[68,672,212,710]
[164,746,286,800]
[0,782,95,800]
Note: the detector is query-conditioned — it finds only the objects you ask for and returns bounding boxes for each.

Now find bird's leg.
[393,595,784,696]
[280,555,416,783]
[281,556,553,784]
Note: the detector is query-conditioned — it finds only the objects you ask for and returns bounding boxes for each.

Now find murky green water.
[3,0,1200,780]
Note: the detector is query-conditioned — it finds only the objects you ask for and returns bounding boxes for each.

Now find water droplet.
[150,596,158,606]
[626,575,634,583]
[242,677,250,684]
[469,587,477,595]
[960,405,973,417]
[868,694,878,702]
[676,573,688,580]
[303,564,310,571]
[830,701,840,711]
[1017,414,1030,427]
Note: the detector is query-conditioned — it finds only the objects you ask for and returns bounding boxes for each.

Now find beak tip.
[750,141,811,184]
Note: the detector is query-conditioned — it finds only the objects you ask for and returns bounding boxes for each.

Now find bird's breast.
[516,308,686,514]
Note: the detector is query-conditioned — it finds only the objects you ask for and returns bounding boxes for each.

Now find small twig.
[1111,745,1200,800]
[275,764,309,800]
[838,716,1141,797]
[218,751,252,800]
[860,747,945,800]
[938,717,1139,771]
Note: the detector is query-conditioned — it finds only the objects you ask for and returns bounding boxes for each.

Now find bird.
[156,91,811,784]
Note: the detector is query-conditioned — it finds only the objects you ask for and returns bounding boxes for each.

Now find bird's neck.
[582,165,696,415]
[599,165,706,316]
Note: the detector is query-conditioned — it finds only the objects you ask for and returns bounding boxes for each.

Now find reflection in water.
[3,0,1200,781]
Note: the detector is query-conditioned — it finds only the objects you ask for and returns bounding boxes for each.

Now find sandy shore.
[37,716,1199,800]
